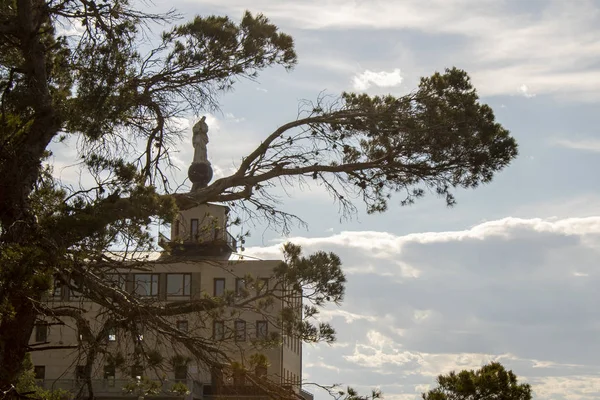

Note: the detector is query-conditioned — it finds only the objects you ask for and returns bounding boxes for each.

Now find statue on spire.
[188,116,213,191]
[192,116,209,163]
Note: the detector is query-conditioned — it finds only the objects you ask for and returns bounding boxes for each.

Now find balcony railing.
[202,384,297,400]
[223,230,237,252]
[35,379,203,399]
[300,389,314,400]
[164,227,237,256]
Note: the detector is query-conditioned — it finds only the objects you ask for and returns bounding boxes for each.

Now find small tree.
[422,362,532,400]
[13,354,71,400]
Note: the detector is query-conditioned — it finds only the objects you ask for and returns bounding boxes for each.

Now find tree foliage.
[422,362,532,400]
[0,0,518,398]
[13,354,71,400]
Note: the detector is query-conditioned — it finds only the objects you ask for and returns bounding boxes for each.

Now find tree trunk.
[0,0,62,391]
[0,297,38,395]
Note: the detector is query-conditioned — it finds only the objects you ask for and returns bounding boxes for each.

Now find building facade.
[30,203,310,400]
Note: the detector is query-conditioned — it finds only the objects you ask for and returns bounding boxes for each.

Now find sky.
[52,0,600,399]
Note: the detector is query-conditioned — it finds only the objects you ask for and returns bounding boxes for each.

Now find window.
[211,367,223,387]
[107,327,116,342]
[103,365,115,379]
[255,365,267,378]
[70,280,82,300]
[213,321,224,340]
[75,365,86,381]
[234,320,246,342]
[133,274,159,296]
[256,321,268,340]
[131,364,144,379]
[176,320,188,332]
[233,370,245,386]
[104,365,116,387]
[214,278,225,297]
[34,366,45,380]
[52,280,62,298]
[235,278,246,297]
[35,324,48,342]
[191,219,199,237]
[257,278,269,295]
[167,274,191,296]
[174,220,180,237]
[108,274,126,290]
[174,365,187,382]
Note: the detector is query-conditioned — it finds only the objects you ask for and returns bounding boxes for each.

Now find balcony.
[35,379,203,400]
[160,228,237,258]
[202,384,296,400]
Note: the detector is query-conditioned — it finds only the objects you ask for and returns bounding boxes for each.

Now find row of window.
[34,324,117,344]
[53,274,191,298]
[130,274,191,297]
[34,319,269,344]
[211,365,267,387]
[221,277,269,297]
[213,320,268,342]
[53,275,270,299]
[34,365,273,384]
[174,218,222,239]
[32,364,188,382]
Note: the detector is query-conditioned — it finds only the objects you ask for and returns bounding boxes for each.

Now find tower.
[160,117,236,258]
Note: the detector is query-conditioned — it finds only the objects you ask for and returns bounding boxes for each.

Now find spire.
[188,116,213,191]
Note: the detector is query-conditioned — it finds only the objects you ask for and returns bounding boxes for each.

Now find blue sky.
[51,1,600,399]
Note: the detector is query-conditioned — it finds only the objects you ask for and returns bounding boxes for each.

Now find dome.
[188,162,213,190]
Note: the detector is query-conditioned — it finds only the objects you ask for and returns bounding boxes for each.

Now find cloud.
[552,138,600,153]
[244,216,600,400]
[55,19,85,37]
[224,112,246,123]
[184,0,600,100]
[318,308,378,324]
[352,69,403,91]
[518,84,536,98]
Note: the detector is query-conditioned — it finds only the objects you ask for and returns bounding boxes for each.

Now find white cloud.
[224,112,246,123]
[55,19,85,37]
[244,216,600,399]
[352,69,403,91]
[184,0,600,99]
[531,376,600,400]
[318,309,378,324]
[247,216,600,259]
[414,384,430,393]
[519,84,536,98]
[553,138,600,153]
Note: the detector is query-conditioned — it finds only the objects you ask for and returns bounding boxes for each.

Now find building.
[29,119,312,400]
